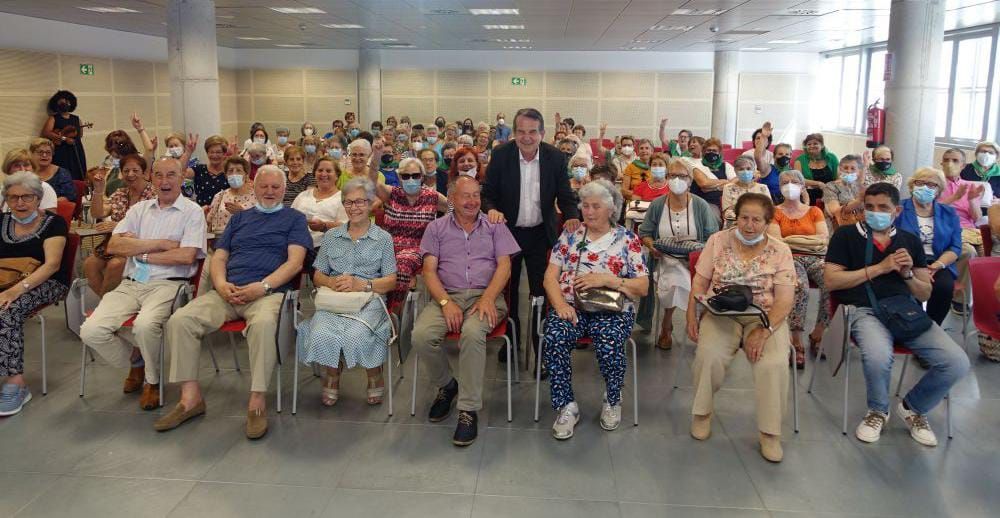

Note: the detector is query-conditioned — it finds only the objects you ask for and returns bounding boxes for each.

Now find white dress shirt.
[515,149,543,228]
[113,196,208,280]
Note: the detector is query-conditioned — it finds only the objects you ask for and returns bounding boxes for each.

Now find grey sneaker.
[0,383,32,416]
[896,401,938,447]
[552,401,580,440]
[600,402,622,431]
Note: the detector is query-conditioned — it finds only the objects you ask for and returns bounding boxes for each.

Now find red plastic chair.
[72,180,87,221]
[722,148,743,164]
[969,257,1000,341]
[722,143,733,150]
[55,200,75,228]
[980,224,993,257]
[790,149,804,163]
[28,232,80,395]
[79,259,205,404]
[742,140,754,150]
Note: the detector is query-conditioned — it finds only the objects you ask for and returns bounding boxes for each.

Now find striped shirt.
[112,195,208,280]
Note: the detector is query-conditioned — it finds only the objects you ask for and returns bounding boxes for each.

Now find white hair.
[347,138,372,155]
[577,179,623,225]
[343,177,377,202]
[2,171,44,200]
[255,165,286,187]
[397,157,425,175]
[457,135,474,146]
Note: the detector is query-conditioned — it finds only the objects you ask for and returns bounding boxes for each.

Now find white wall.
[0,12,169,62]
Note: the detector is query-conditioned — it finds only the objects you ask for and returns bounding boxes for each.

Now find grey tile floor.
[2,293,998,518]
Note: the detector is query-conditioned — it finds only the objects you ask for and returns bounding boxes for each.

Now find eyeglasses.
[348,153,367,158]
[912,180,938,188]
[665,174,689,180]
[35,150,52,157]
[398,173,422,181]
[343,199,369,208]
[4,194,38,203]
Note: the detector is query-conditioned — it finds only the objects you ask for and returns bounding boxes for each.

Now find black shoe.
[950,301,967,316]
[497,343,520,363]
[452,410,478,446]
[428,378,458,422]
[535,365,549,381]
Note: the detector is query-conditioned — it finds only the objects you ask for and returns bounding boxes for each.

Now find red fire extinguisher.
[866,99,885,148]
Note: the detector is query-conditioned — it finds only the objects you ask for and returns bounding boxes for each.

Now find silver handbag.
[572,229,626,313]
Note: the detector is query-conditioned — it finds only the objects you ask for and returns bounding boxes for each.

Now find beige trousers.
[411,289,507,412]
[80,279,186,385]
[166,290,284,392]
[954,243,977,304]
[691,312,790,436]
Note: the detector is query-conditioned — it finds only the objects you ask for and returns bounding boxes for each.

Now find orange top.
[774,206,824,237]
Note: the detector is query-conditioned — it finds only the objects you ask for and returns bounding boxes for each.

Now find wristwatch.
[140,253,149,263]
[261,281,272,295]
[902,270,915,280]
[364,280,373,292]
[439,298,450,308]
[21,281,30,291]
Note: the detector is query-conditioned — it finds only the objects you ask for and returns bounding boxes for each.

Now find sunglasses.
[398,173,422,181]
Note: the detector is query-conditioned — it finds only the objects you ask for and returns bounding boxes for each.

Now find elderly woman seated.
[687,193,795,463]
[0,172,69,416]
[721,156,772,228]
[296,178,398,407]
[639,159,719,349]
[766,170,830,366]
[893,168,963,327]
[543,180,648,440]
[340,138,385,189]
[1,149,58,212]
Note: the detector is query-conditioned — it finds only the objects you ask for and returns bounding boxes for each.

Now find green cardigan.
[638,193,719,243]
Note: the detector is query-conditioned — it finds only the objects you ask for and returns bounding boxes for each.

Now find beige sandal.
[366,373,385,405]
[321,373,340,407]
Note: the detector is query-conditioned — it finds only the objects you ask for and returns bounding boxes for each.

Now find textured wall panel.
[156,95,172,129]
[75,95,115,135]
[490,98,544,124]
[436,71,489,97]
[382,70,434,96]
[218,68,238,96]
[601,99,655,127]
[545,72,600,98]
[112,59,155,94]
[545,99,599,130]
[304,69,357,94]
[0,95,48,140]
[253,69,303,95]
[114,95,156,131]
[236,69,253,95]
[601,72,655,98]
[155,63,171,94]
[0,50,60,93]
[382,97,435,124]
[655,100,713,131]
[657,72,713,99]
[254,96,304,122]
[490,71,543,97]
[437,97,489,124]
[738,73,799,101]
[604,126,657,141]
[306,97,358,126]
[60,55,113,93]
[236,95,253,122]
[220,94,238,124]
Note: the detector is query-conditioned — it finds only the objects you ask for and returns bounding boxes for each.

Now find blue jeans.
[850,307,969,415]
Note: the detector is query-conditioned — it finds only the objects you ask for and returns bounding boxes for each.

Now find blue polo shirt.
[216,207,312,291]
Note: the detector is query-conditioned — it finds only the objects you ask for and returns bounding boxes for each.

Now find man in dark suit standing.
[484,108,580,366]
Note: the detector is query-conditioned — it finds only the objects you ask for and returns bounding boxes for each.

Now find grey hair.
[734,156,756,170]
[840,154,863,169]
[347,138,371,155]
[457,135,474,146]
[397,157,425,175]
[255,165,286,187]
[2,171,44,200]
[275,126,290,134]
[778,169,805,185]
[577,179,623,225]
[343,177,377,202]
[248,142,267,155]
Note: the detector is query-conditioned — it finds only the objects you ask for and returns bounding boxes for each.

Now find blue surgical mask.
[737,170,755,183]
[329,148,343,159]
[304,144,317,154]
[864,210,893,231]
[650,166,667,179]
[10,210,39,225]
[251,157,265,166]
[735,228,765,246]
[255,202,283,214]
[349,129,360,138]
[912,185,937,204]
[401,178,422,195]
[397,134,407,142]
[277,136,288,145]
[842,172,858,184]
[571,166,588,180]
[427,136,438,144]
[227,174,244,189]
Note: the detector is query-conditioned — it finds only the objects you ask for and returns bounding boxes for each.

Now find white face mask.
[253,137,265,145]
[978,151,997,168]
[167,146,183,158]
[621,146,634,156]
[497,118,505,126]
[303,128,314,136]
[667,177,689,195]
[780,183,802,201]
[459,167,477,177]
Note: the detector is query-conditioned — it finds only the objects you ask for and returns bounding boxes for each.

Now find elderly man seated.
[411,176,521,447]
[80,157,207,410]
[154,165,312,439]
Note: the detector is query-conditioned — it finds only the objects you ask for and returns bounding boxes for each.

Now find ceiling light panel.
[78,7,140,13]
[321,24,364,29]
[269,7,325,14]
[483,24,525,30]
[469,9,520,15]
[672,8,727,16]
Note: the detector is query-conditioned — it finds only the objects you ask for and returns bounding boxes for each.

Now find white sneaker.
[855,409,889,443]
[552,401,580,440]
[896,401,938,447]
[600,402,621,431]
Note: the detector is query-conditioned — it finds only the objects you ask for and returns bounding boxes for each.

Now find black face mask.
[875,161,892,172]
[776,156,791,168]
[443,157,453,167]
[435,120,445,129]
[381,153,393,164]
[704,152,721,163]
[56,101,70,113]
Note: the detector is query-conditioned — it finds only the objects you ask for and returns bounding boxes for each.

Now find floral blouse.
[206,188,257,233]
[549,225,648,313]
[106,183,156,222]
[694,228,796,312]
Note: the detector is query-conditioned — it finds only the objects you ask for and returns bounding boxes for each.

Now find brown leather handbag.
[0,257,41,290]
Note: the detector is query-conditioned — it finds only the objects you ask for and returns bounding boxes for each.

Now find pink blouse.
[695,228,796,312]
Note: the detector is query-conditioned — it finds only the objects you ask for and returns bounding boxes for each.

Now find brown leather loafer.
[123,366,145,393]
[139,383,160,410]
[246,408,268,440]
[153,400,206,432]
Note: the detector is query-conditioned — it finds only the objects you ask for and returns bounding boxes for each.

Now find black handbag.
[707,284,771,329]
[863,232,933,342]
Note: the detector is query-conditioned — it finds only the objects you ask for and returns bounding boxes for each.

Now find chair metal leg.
[228,333,241,371]
[292,354,299,415]
[387,343,394,417]
[509,318,519,382]
[207,343,220,373]
[89,349,95,362]
[631,338,638,426]
[158,339,164,405]
[792,344,799,433]
[842,346,851,435]
[39,315,47,395]
[505,337,512,422]
[672,339,686,389]
[946,392,952,439]
[312,362,320,377]
[276,367,282,413]
[895,356,909,397]
[410,352,419,416]
[534,337,545,422]
[79,343,88,397]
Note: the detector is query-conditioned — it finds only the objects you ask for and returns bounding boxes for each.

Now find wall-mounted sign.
[511,76,527,86]
[79,64,95,76]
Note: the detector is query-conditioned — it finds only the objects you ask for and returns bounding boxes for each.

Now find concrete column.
[711,50,739,145]
[166,0,221,160]
[358,49,382,128]
[884,0,946,185]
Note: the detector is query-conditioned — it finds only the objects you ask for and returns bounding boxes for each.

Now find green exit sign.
[511,76,527,86]
[79,64,95,76]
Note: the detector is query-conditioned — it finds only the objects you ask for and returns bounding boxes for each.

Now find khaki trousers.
[80,279,186,385]
[953,243,976,304]
[411,289,507,412]
[166,290,284,392]
[691,312,790,436]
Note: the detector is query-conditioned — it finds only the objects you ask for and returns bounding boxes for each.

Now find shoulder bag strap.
[863,230,883,316]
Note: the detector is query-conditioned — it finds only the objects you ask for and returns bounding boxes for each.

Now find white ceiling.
[1,0,997,52]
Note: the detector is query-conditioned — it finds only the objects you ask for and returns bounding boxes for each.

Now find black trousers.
[926,267,956,326]
[509,225,550,355]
